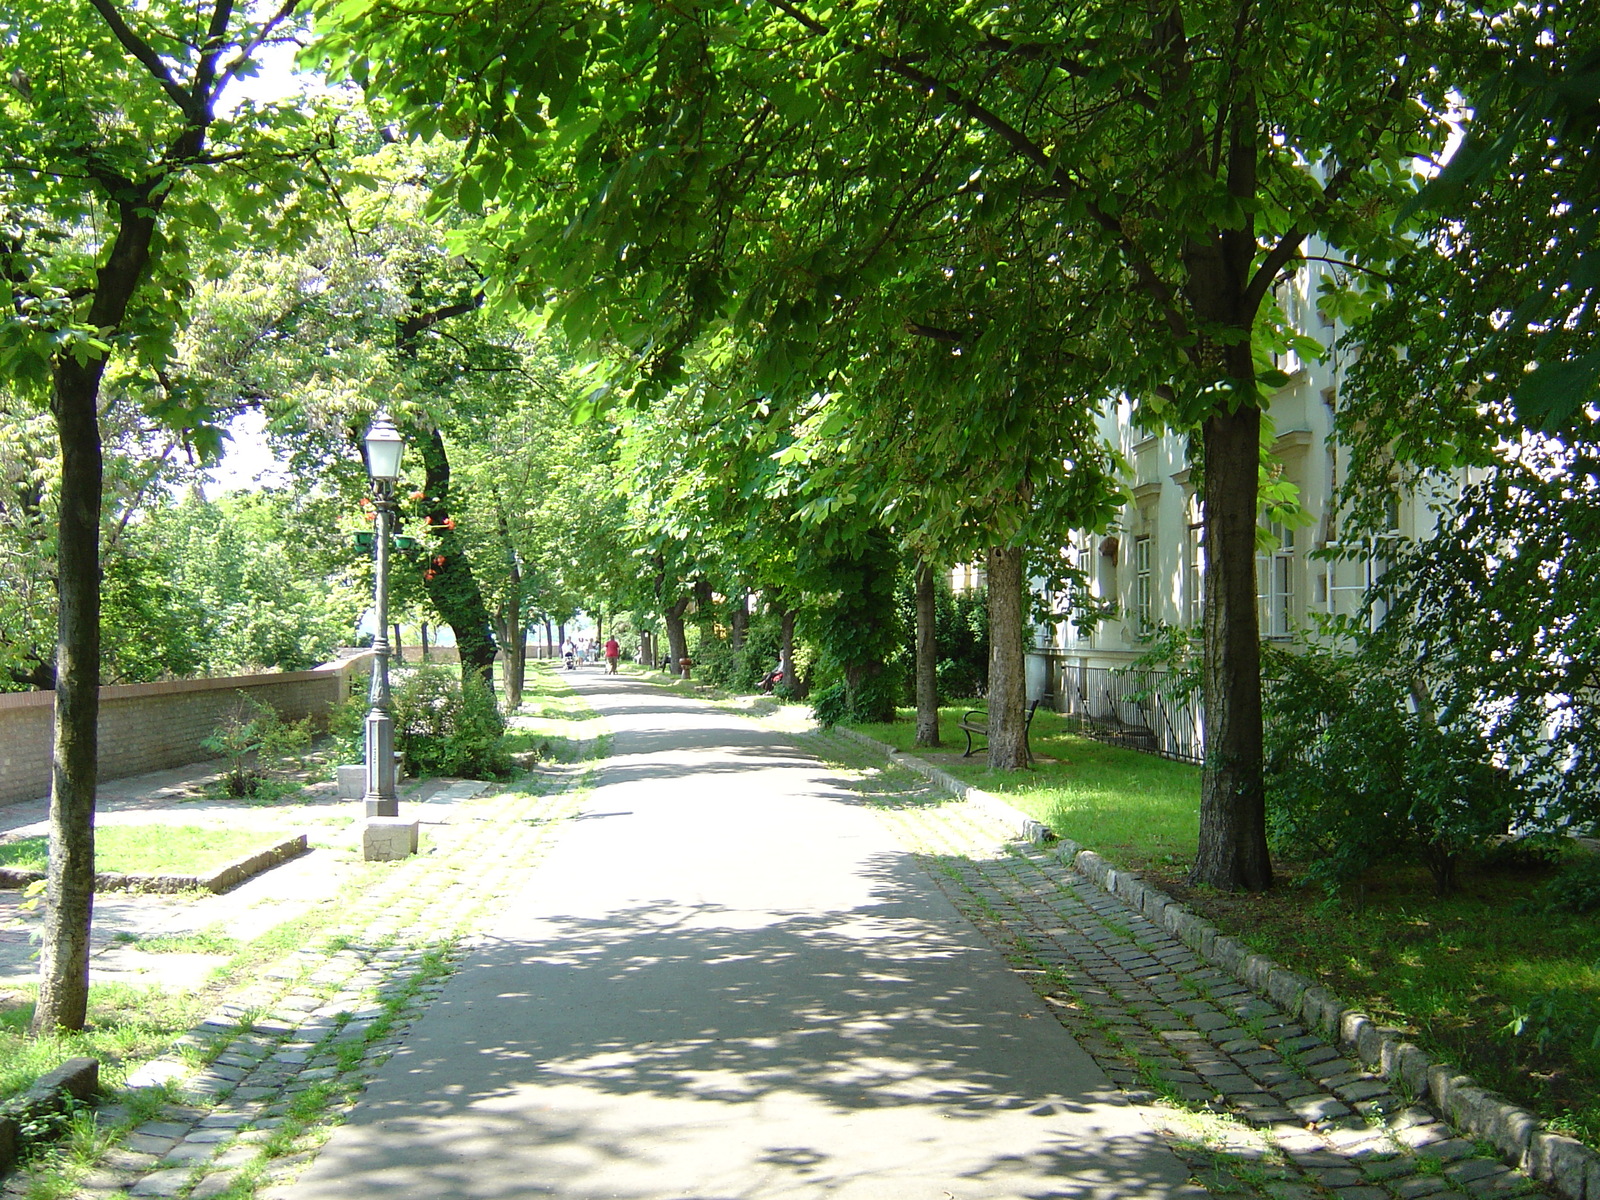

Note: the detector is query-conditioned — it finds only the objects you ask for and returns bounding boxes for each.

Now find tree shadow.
[292,853,1196,1199]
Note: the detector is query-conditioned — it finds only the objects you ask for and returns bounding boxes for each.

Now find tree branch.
[86,0,194,114]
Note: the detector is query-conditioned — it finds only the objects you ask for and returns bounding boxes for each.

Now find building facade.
[1024,258,1447,758]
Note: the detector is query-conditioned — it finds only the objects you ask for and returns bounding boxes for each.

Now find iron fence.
[1042,660,1205,764]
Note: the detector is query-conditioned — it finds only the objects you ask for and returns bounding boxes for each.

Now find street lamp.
[362,414,405,819]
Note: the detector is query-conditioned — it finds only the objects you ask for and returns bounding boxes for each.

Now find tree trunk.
[664,597,690,673]
[35,359,106,1036]
[778,607,800,698]
[503,603,524,710]
[392,623,404,664]
[1189,404,1273,892]
[729,591,748,650]
[692,579,715,645]
[544,618,554,659]
[496,499,525,708]
[420,622,431,663]
[415,428,497,692]
[914,559,941,748]
[35,194,165,1035]
[985,546,1031,770]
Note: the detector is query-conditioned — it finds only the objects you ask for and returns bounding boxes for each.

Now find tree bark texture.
[501,602,523,710]
[35,193,163,1034]
[914,559,941,748]
[494,500,524,708]
[664,597,690,674]
[36,358,105,1035]
[1190,405,1273,892]
[778,608,799,697]
[729,591,748,650]
[984,546,1031,770]
[417,427,498,692]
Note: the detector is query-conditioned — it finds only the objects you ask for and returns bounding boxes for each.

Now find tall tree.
[317,0,1459,887]
[0,0,317,1031]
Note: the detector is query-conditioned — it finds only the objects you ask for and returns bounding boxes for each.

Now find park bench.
[958,699,1041,758]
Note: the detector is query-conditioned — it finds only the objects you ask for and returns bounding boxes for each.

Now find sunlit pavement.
[280,670,1199,1200]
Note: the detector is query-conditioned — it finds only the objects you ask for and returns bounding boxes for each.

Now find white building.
[1025,257,1449,758]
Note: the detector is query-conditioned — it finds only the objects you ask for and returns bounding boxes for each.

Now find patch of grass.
[850,705,1201,866]
[1156,857,1600,1152]
[510,663,608,763]
[108,930,241,955]
[0,826,288,877]
[840,706,1600,1154]
[0,983,208,1103]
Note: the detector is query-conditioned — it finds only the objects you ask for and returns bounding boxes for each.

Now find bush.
[1534,855,1600,915]
[891,570,988,703]
[1264,643,1530,897]
[391,666,511,779]
[202,692,312,798]
[810,681,851,729]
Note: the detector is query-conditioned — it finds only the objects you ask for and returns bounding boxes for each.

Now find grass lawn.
[849,704,1202,869]
[0,825,284,876]
[846,701,1600,1151]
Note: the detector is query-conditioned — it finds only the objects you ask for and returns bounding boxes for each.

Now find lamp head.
[363,414,405,484]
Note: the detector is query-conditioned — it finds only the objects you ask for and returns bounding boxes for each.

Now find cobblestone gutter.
[827,726,1598,1200]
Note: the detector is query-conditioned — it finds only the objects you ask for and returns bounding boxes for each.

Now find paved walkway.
[0,669,1551,1200]
[279,670,1198,1200]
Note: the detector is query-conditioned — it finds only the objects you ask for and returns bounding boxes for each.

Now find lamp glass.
[363,417,405,482]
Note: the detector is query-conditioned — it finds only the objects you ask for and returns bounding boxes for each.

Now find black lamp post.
[362,414,405,818]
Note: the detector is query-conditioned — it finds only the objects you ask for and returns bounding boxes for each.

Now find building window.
[1186,497,1204,627]
[1257,522,1295,639]
[1134,535,1152,631]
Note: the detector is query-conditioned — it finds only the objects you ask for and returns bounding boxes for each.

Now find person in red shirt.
[604,636,621,674]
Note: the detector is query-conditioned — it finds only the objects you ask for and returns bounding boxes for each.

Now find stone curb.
[0,1057,99,1175]
[831,724,1599,1200]
[0,833,308,895]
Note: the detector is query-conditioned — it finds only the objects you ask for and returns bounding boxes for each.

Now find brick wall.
[0,653,373,808]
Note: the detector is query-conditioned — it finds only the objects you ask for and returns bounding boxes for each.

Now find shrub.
[390,666,511,779]
[202,692,312,798]
[891,570,989,703]
[1263,643,1530,897]
[810,681,851,729]
[1534,855,1600,915]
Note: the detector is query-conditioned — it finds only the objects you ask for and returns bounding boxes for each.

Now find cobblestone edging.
[3,767,592,1200]
[832,726,1598,1200]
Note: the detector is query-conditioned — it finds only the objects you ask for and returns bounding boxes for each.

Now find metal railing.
[1042,661,1205,764]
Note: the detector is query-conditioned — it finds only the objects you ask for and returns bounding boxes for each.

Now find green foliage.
[892,573,988,703]
[390,666,511,779]
[201,692,311,799]
[1262,644,1530,897]
[1501,990,1600,1058]
[692,616,780,692]
[809,681,852,730]
[800,527,901,725]
[1532,857,1600,917]
[135,490,365,675]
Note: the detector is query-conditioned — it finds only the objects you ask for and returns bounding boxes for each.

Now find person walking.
[604,636,621,674]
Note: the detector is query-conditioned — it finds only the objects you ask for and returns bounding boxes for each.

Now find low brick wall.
[0,655,372,808]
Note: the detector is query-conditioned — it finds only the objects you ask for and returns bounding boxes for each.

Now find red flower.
[433,556,446,568]
[442,516,456,530]
[423,569,436,581]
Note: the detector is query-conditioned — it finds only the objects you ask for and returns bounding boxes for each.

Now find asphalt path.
[281,670,1197,1200]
